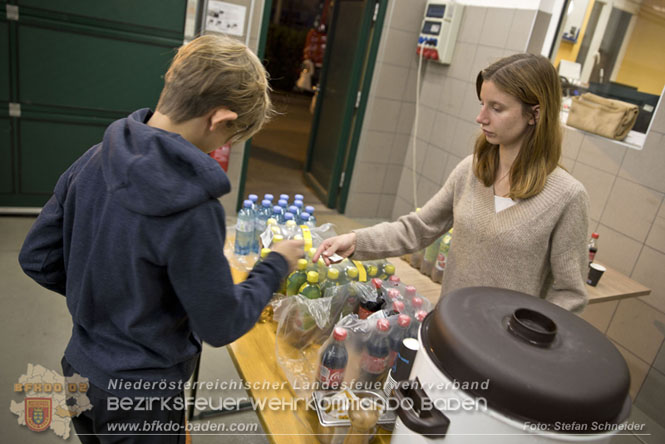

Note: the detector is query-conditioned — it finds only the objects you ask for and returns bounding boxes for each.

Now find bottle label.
[435,252,446,269]
[589,251,596,262]
[237,219,253,232]
[318,366,345,388]
[361,353,388,374]
[352,260,367,282]
[383,372,396,398]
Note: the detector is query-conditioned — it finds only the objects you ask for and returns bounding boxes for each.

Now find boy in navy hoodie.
[19,35,303,443]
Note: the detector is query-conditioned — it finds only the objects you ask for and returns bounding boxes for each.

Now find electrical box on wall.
[416,1,464,64]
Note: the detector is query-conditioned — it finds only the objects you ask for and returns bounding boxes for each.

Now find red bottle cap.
[591,232,599,239]
[415,310,427,322]
[398,314,411,328]
[377,318,390,332]
[371,278,383,289]
[405,285,417,297]
[393,300,405,313]
[411,297,423,309]
[388,289,400,301]
[333,327,348,341]
[389,275,401,286]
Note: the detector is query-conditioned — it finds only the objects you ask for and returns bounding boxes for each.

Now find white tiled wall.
[345,0,665,423]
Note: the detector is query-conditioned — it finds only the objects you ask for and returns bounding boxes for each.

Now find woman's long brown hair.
[473,53,562,199]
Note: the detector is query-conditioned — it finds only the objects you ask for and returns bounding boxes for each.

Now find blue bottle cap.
[278,199,288,207]
[262,200,271,207]
[284,212,294,221]
[294,201,303,208]
[243,200,253,208]
[289,205,298,213]
[295,194,304,201]
[300,212,310,221]
[280,194,289,201]
[264,193,274,201]
[272,206,282,213]
[248,194,258,202]
[306,205,315,214]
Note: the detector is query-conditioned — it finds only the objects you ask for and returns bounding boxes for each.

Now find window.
[551,0,665,142]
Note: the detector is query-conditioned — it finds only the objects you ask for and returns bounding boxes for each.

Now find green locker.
[0,117,11,194]
[1,0,187,208]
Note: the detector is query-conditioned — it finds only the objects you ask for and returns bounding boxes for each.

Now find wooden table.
[226,258,650,444]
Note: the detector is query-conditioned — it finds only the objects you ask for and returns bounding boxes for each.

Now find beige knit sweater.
[353,155,590,312]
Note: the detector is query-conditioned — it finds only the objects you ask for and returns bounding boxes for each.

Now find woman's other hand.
[313,233,357,265]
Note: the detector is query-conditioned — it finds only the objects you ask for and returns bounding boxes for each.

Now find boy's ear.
[208,107,238,131]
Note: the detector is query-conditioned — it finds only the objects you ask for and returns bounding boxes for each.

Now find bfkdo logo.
[10,364,92,439]
[25,398,52,432]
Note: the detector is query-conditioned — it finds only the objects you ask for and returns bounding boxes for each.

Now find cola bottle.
[387,315,411,368]
[359,319,391,385]
[358,278,386,320]
[317,327,349,391]
[409,296,423,316]
[387,288,401,303]
[407,310,428,339]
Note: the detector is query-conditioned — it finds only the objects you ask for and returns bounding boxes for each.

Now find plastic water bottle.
[288,205,299,224]
[293,201,304,224]
[300,212,310,226]
[278,199,288,215]
[234,200,254,255]
[305,205,317,227]
[255,200,272,248]
[248,194,259,210]
[272,205,284,224]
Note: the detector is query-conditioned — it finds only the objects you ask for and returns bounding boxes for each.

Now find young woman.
[314,53,589,312]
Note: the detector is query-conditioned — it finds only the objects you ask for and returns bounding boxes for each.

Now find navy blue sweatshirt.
[19,109,288,396]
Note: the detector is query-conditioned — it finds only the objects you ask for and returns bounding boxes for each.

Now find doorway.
[239,0,386,214]
[242,0,329,207]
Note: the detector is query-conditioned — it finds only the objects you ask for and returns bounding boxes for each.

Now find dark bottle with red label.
[387,314,411,368]
[359,318,391,384]
[317,327,348,390]
[588,232,599,264]
[358,278,386,319]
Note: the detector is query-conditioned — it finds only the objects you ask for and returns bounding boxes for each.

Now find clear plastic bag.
[273,279,430,399]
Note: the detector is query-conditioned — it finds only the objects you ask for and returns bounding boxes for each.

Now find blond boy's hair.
[157,34,273,143]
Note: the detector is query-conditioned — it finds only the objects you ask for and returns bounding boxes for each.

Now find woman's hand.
[313,233,357,266]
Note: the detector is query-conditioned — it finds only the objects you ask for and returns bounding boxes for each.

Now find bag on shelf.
[567,92,639,141]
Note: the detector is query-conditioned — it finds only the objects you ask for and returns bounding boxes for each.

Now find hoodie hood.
[101,109,231,216]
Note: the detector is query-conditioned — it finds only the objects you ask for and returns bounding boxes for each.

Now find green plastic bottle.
[320,268,340,297]
[286,259,308,296]
[365,264,379,280]
[299,271,322,300]
[345,265,359,283]
[379,263,396,280]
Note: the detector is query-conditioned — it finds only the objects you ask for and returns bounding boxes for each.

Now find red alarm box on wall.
[209,143,231,172]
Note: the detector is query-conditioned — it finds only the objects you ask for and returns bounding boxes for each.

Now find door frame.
[235,0,272,211]
[303,0,387,213]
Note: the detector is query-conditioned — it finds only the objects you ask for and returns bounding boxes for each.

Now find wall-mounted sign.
[206,1,246,37]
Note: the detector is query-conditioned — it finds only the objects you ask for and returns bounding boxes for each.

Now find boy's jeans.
[61,357,186,444]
